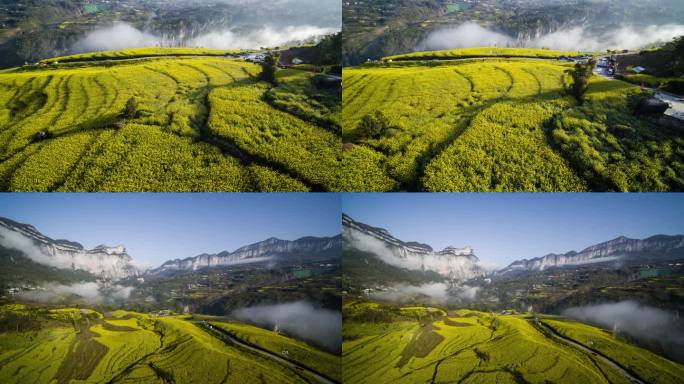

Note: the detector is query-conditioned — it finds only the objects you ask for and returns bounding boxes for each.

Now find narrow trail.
[534,320,645,384]
[198,322,339,384]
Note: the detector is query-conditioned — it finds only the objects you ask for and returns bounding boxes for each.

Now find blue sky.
[0,193,341,268]
[343,193,684,268]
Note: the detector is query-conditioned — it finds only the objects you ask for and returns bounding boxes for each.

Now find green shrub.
[122,97,138,119]
[357,111,392,140]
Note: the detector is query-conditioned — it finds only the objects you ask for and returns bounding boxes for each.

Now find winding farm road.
[198,322,338,384]
[535,320,645,384]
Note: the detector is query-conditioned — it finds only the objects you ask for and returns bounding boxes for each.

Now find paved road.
[199,322,338,384]
[594,64,684,121]
[535,320,645,384]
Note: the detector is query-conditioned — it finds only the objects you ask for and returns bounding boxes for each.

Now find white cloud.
[190,25,338,49]
[370,283,480,304]
[16,282,133,303]
[74,23,160,52]
[72,22,337,53]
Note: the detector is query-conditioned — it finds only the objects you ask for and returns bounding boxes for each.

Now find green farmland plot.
[342,304,684,384]
[0,50,341,191]
[0,306,336,384]
[384,47,589,61]
[342,51,684,192]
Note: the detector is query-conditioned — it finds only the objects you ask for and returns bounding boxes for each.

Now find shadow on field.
[396,322,444,368]
[55,327,108,384]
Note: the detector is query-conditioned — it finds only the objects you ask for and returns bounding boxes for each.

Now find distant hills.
[149,235,341,275]
[342,214,684,285]
[0,216,341,282]
[343,0,684,65]
[499,235,684,276]
[0,0,341,68]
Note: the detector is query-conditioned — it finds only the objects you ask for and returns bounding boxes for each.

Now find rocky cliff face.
[499,235,684,275]
[149,235,341,274]
[0,217,138,280]
[342,214,484,281]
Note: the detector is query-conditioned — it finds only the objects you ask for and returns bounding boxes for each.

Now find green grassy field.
[0,50,341,191]
[342,302,684,384]
[342,55,684,191]
[0,305,335,383]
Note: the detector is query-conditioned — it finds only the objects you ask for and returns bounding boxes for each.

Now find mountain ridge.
[342,214,484,281]
[0,216,341,280]
[0,217,136,280]
[498,234,684,275]
[148,234,342,274]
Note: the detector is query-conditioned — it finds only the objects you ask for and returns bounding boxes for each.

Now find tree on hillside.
[260,51,280,85]
[662,35,684,76]
[357,111,391,139]
[565,58,596,103]
[123,97,138,119]
[314,32,342,66]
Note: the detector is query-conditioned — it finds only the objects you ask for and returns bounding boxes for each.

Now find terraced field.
[384,47,588,61]
[0,51,341,191]
[342,55,684,191]
[342,304,684,384]
[0,307,337,384]
[41,48,245,64]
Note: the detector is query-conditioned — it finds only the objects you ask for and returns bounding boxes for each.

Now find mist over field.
[73,23,160,52]
[189,25,338,49]
[232,301,342,354]
[16,282,133,304]
[421,22,684,52]
[73,22,336,52]
[563,301,684,363]
[370,283,481,305]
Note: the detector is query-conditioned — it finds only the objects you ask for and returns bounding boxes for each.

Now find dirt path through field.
[535,320,645,384]
[199,322,339,384]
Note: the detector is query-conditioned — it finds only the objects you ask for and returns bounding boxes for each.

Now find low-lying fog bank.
[16,282,133,304]
[370,282,480,305]
[563,301,684,363]
[420,22,684,52]
[73,22,337,53]
[232,301,341,354]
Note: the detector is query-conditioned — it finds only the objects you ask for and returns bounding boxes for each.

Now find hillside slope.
[0,305,337,384]
[342,302,684,384]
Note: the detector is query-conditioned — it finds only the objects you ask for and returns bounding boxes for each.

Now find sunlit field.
[342,302,684,384]
[342,50,684,192]
[384,47,589,61]
[0,304,334,384]
[0,50,342,192]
